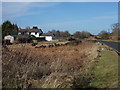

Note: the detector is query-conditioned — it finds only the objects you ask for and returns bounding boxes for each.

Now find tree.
[2,21,13,38]
[110,23,120,40]
[73,31,81,38]
[111,23,120,36]
[11,24,18,35]
[73,31,91,39]
[98,30,110,39]
[62,31,71,37]
[2,20,19,38]
[47,30,71,39]
[81,31,91,38]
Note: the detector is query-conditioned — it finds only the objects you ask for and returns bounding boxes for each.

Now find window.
[39,33,41,36]
[29,32,31,35]
[35,32,37,35]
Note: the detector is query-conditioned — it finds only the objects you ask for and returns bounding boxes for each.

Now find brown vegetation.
[2,41,99,88]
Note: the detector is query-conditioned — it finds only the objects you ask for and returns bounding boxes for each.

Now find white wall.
[45,36,52,41]
[18,32,21,35]
[18,32,40,37]
[40,36,53,41]
[4,35,14,43]
[30,32,40,37]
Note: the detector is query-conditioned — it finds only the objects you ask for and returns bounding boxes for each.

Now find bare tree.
[111,23,120,36]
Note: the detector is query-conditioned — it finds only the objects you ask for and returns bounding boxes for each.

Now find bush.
[15,36,31,43]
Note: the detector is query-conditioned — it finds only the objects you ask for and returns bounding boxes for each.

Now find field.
[2,41,100,88]
[2,41,119,88]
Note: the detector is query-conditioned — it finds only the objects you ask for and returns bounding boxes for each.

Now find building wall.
[45,36,52,41]
[30,32,40,37]
[18,32,40,37]
[18,32,21,35]
[40,36,53,41]
[4,35,14,43]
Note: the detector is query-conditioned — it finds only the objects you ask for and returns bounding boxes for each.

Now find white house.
[40,36,53,41]
[18,26,43,38]
[18,26,54,41]
[4,35,14,43]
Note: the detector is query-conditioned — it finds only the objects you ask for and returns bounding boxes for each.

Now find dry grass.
[2,41,99,88]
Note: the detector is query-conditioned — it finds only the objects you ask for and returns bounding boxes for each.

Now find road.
[98,40,120,53]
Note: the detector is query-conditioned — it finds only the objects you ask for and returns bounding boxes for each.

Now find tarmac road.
[98,40,120,53]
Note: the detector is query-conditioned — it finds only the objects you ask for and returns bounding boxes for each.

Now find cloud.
[3,3,31,16]
[2,2,31,20]
[40,14,117,32]
[42,15,117,26]
[2,2,60,21]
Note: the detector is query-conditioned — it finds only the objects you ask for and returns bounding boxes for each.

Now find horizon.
[2,2,118,35]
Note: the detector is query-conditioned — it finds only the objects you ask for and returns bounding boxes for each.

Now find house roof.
[11,35,31,38]
[11,35,23,37]
[41,33,54,36]
[19,29,43,33]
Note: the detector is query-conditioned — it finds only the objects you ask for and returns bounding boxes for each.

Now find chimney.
[18,27,21,30]
[26,26,30,29]
[33,26,38,29]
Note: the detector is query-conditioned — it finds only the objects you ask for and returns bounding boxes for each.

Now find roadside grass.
[89,50,118,88]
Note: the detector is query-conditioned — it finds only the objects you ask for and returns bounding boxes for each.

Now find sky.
[2,2,118,35]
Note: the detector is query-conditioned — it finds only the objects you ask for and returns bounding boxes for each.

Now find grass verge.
[88,49,119,88]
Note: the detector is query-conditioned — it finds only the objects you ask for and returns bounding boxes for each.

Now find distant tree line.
[1,20,120,40]
[98,23,120,40]
[73,31,92,39]
[46,30,92,39]
[98,30,110,39]
[46,30,70,39]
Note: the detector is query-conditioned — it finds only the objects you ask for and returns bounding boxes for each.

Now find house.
[40,36,53,41]
[5,26,53,43]
[4,35,31,44]
[18,26,43,37]
[4,35,14,43]
[18,26,55,41]
[87,36,96,40]
[37,33,54,41]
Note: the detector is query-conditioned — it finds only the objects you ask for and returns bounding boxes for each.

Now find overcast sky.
[2,2,118,35]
